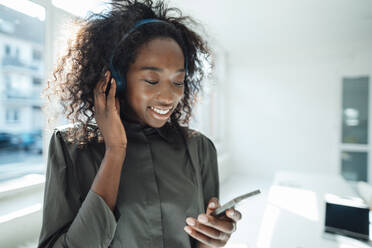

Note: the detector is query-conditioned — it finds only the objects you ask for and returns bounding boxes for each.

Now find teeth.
[151,106,171,115]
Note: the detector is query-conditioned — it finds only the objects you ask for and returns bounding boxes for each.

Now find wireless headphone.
[107,18,188,96]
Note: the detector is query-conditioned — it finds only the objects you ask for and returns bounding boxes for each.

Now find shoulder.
[52,123,103,148]
[49,123,98,156]
[179,126,217,154]
[53,123,76,139]
[48,124,78,159]
[51,123,79,146]
[52,123,99,143]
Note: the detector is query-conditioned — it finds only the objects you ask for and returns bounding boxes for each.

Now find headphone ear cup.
[116,71,126,96]
[108,66,124,96]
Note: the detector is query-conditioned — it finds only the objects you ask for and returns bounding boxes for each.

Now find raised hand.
[94,71,127,151]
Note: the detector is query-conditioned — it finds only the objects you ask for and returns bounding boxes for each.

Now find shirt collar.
[122,116,174,143]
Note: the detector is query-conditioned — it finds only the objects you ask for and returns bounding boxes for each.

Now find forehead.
[132,37,185,69]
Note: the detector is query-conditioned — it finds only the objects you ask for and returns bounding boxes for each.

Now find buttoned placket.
[140,129,164,248]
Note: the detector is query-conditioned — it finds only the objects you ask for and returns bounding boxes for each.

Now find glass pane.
[341,151,368,182]
[52,0,106,17]
[342,77,369,144]
[0,2,45,182]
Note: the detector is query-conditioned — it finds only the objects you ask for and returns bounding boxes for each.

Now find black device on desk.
[324,194,370,241]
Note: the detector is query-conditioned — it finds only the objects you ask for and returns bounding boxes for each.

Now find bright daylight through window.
[0,0,45,182]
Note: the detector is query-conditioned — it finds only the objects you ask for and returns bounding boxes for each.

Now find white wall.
[227,41,372,179]
[168,0,372,180]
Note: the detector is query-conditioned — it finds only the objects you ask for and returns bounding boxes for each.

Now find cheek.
[131,93,147,110]
[126,84,147,105]
[175,88,185,102]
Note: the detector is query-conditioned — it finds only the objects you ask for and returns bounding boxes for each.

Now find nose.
[155,81,179,106]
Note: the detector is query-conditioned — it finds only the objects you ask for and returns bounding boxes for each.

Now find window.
[32,48,42,61]
[341,151,368,181]
[342,77,369,144]
[6,109,19,123]
[4,44,10,55]
[340,76,370,182]
[0,1,45,182]
[32,77,42,85]
[0,2,107,247]
[190,44,227,145]
[4,74,11,88]
[15,47,20,58]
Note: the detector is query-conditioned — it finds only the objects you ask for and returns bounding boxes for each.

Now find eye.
[144,80,158,85]
[173,81,185,87]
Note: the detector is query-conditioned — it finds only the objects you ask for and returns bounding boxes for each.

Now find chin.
[145,107,173,128]
[146,119,168,128]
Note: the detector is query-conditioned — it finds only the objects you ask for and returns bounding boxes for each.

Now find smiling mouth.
[150,106,172,115]
[149,106,173,120]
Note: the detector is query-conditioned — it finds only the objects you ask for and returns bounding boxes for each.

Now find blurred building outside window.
[0,0,45,183]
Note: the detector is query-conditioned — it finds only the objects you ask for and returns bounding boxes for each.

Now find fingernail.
[198,215,208,223]
[184,226,192,234]
[186,218,195,226]
[209,202,216,208]
[228,210,235,218]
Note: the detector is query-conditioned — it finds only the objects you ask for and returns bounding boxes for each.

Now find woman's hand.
[184,197,242,247]
[94,71,127,151]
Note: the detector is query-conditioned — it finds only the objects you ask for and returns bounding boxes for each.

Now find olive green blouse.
[38,120,219,248]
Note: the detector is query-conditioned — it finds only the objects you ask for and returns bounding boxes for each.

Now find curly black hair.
[44,0,212,145]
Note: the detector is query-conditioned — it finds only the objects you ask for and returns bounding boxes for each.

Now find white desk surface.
[253,171,371,248]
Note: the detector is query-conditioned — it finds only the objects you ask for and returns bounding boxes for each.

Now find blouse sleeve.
[38,130,117,248]
[199,135,220,210]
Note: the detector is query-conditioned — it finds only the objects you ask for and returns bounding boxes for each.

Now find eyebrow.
[139,66,185,73]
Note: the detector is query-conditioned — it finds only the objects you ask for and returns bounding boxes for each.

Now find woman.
[39,0,242,247]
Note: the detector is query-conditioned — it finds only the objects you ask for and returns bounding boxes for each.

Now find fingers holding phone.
[184,197,241,247]
[225,208,242,223]
[205,198,240,233]
[94,71,127,151]
[184,190,261,246]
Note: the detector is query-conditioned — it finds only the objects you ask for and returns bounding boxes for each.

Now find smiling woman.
[39,0,242,248]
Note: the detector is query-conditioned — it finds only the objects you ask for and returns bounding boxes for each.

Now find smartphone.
[211,189,261,217]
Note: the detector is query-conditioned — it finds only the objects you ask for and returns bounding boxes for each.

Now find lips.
[148,106,173,120]
[150,106,172,115]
